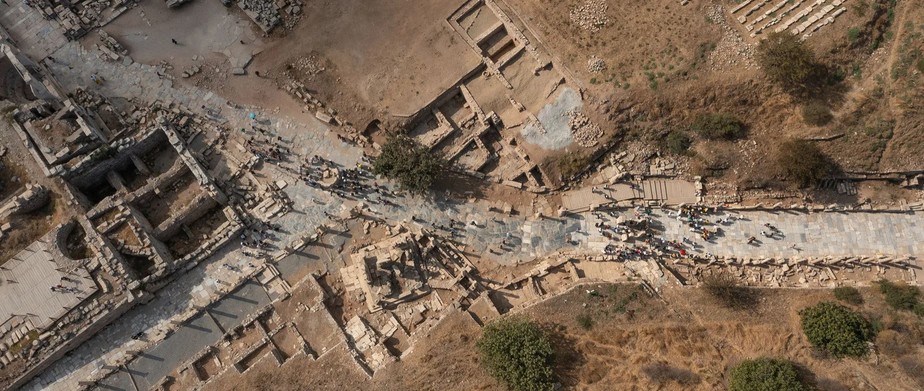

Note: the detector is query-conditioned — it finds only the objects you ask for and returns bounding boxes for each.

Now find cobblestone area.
[0,2,67,59]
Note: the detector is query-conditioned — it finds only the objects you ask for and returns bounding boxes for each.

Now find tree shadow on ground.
[432,170,490,199]
[541,323,587,388]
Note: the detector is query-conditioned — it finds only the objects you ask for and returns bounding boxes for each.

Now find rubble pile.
[95,30,129,62]
[567,110,603,147]
[587,55,606,73]
[165,0,191,8]
[181,65,202,78]
[26,0,128,40]
[275,0,304,29]
[292,55,326,79]
[238,0,282,33]
[706,5,756,70]
[569,0,609,32]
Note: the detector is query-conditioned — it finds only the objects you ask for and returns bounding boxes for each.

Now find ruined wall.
[66,128,168,188]
[152,193,218,240]
[3,294,140,391]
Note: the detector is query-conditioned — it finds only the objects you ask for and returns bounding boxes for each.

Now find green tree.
[477,317,555,391]
[729,358,808,391]
[372,134,444,194]
[800,302,875,358]
[691,113,745,140]
[775,140,835,187]
[756,32,825,94]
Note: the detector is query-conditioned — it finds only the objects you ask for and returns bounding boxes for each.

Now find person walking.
[171,38,178,44]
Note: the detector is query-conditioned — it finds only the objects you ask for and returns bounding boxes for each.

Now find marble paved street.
[573,209,924,259]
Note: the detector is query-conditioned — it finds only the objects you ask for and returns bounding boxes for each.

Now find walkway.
[0,0,67,59]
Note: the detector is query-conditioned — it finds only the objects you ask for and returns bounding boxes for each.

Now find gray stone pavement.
[572,209,924,259]
[100,281,270,391]
[0,0,67,60]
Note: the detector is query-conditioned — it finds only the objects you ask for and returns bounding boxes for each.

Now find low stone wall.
[4,293,140,391]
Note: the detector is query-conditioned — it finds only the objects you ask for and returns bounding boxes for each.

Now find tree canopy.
[372,134,445,195]
[799,302,875,358]
[729,358,808,391]
[756,32,825,94]
[775,140,835,187]
[477,317,555,391]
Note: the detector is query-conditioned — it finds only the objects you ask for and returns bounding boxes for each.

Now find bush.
[691,113,745,140]
[557,152,591,179]
[372,135,444,194]
[576,313,593,330]
[775,140,835,187]
[877,279,924,315]
[728,358,808,391]
[799,302,875,358]
[664,130,692,155]
[702,273,758,310]
[756,32,825,94]
[477,318,555,391]
[833,286,863,305]
[847,27,862,43]
[801,102,833,126]
[642,362,700,386]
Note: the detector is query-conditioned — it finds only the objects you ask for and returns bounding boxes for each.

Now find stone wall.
[4,294,140,391]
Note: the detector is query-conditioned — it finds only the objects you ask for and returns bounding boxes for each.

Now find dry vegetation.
[506,0,924,192]
[217,283,924,390]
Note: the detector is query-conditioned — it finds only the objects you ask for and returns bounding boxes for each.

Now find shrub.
[833,286,863,305]
[877,279,924,315]
[799,302,875,358]
[576,313,593,330]
[801,102,833,126]
[691,113,745,140]
[702,273,758,310]
[642,362,700,386]
[847,27,862,43]
[477,318,555,391]
[775,140,835,187]
[664,130,692,155]
[728,358,808,391]
[756,32,825,94]
[557,152,591,179]
[372,135,444,194]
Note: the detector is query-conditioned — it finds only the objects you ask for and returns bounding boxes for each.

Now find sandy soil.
[253,0,482,128]
[100,0,321,124]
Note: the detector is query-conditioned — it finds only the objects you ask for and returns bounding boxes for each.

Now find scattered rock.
[570,0,609,32]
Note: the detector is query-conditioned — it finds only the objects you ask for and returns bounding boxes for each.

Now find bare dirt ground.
[209,283,924,390]
[254,0,482,130]
[101,0,322,124]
